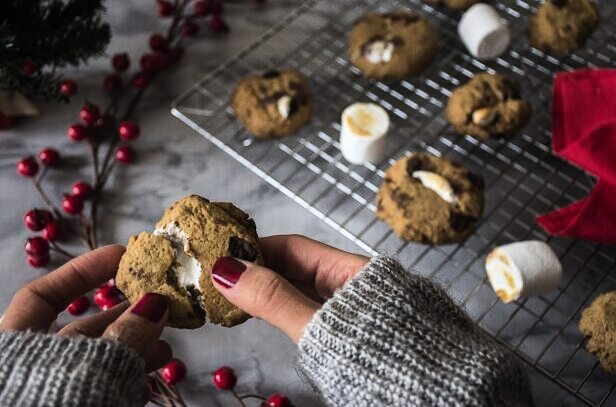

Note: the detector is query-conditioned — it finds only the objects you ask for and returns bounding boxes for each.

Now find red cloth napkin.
[536,69,616,243]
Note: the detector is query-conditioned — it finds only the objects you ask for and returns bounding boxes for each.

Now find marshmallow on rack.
[458,3,510,60]
[340,102,390,165]
[485,240,562,303]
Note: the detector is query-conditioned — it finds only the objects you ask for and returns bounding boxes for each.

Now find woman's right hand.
[211,234,369,342]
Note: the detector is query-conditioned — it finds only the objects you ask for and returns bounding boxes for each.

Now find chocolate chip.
[391,36,404,47]
[288,98,299,116]
[550,0,567,8]
[406,155,423,175]
[497,78,521,100]
[262,70,280,79]
[450,212,476,232]
[383,13,419,25]
[468,172,485,189]
[392,191,412,209]
[228,236,258,262]
[186,286,206,320]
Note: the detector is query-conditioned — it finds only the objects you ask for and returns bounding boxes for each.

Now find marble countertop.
[0,1,584,405]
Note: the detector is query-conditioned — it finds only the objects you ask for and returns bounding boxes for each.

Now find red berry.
[59,80,78,96]
[43,222,62,241]
[162,359,187,385]
[210,0,223,15]
[71,181,94,199]
[132,72,151,89]
[27,254,50,268]
[194,0,210,16]
[16,157,39,177]
[21,58,37,76]
[23,209,52,231]
[209,15,229,33]
[67,296,89,316]
[168,46,184,65]
[180,21,199,37]
[115,145,136,163]
[67,123,89,142]
[25,236,50,257]
[140,53,158,73]
[267,394,291,407]
[112,53,130,72]
[39,148,60,167]
[213,366,237,390]
[149,33,166,51]
[103,74,122,93]
[0,110,11,130]
[94,286,123,310]
[62,194,84,215]
[157,0,174,17]
[118,121,140,140]
[80,104,100,125]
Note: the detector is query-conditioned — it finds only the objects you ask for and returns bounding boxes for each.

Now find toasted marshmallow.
[412,171,457,204]
[364,41,395,64]
[486,241,562,303]
[340,103,389,165]
[277,95,292,120]
[154,223,202,291]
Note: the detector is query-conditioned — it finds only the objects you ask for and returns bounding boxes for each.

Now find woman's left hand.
[0,245,172,373]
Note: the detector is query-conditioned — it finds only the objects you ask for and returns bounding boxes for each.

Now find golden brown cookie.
[116,195,263,329]
[376,153,484,244]
[446,73,531,140]
[349,11,438,80]
[528,0,599,54]
[231,69,312,138]
[424,0,483,10]
[579,291,616,375]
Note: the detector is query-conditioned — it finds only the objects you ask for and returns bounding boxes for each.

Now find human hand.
[211,234,369,343]
[0,245,172,372]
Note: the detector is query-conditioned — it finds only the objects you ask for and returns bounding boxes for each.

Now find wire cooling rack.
[172,0,616,404]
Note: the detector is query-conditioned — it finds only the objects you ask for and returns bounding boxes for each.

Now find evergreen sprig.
[0,0,111,102]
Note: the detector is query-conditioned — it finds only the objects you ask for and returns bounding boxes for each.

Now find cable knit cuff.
[0,330,145,407]
[297,256,533,407]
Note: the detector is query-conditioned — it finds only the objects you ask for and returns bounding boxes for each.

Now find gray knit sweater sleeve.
[297,256,534,406]
[0,330,144,407]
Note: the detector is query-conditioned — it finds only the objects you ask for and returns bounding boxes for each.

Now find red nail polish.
[131,293,168,322]
[212,257,246,288]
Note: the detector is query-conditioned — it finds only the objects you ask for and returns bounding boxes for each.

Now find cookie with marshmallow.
[349,11,438,80]
[232,69,312,138]
[485,241,562,303]
[116,195,263,329]
[376,153,484,244]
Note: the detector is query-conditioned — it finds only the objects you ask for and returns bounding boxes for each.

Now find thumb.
[211,257,319,343]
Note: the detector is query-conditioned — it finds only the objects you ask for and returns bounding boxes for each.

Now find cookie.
[579,291,616,375]
[528,0,599,54]
[424,0,483,10]
[116,195,263,329]
[376,153,484,244]
[231,69,312,138]
[349,11,438,80]
[446,73,531,140]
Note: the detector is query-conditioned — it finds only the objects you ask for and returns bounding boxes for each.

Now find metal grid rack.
[172,0,616,404]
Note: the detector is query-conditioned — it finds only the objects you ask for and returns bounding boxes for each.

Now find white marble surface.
[0,1,585,406]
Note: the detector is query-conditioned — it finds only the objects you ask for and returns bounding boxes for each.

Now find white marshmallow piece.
[154,223,203,292]
[458,4,511,60]
[486,241,562,303]
[277,95,292,120]
[364,41,395,64]
[412,170,457,204]
[340,103,390,165]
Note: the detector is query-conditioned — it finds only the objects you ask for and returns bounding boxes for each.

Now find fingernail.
[212,257,246,288]
[131,293,168,322]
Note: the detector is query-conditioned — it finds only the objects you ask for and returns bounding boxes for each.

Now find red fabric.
[536,69,616,243]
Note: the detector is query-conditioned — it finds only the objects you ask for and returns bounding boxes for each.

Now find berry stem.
[239,393,268,401]
[49,241,76,259]
[231,390,248,407]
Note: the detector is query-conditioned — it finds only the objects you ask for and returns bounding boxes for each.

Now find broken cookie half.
[116,195,263,329]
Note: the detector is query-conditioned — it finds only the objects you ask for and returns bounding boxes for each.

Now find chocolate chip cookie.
[528,0,599,54]
[116,195,263,329]
[446,73,531,140]
[579,291,616,374]
[231,69,312,138]
[424,0,483,10]
[349,11,438,80]
[376,153,484,244]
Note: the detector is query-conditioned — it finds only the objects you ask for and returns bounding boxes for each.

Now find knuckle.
[105,319,146,350]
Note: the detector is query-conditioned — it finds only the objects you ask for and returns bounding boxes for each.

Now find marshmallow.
[486,241,562,303]
[458,4,510,60]
[364,40,395,64]
[412,171,457,204]
[154,223,202,291]
[340,103,390,165]
[277,95,292,119]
